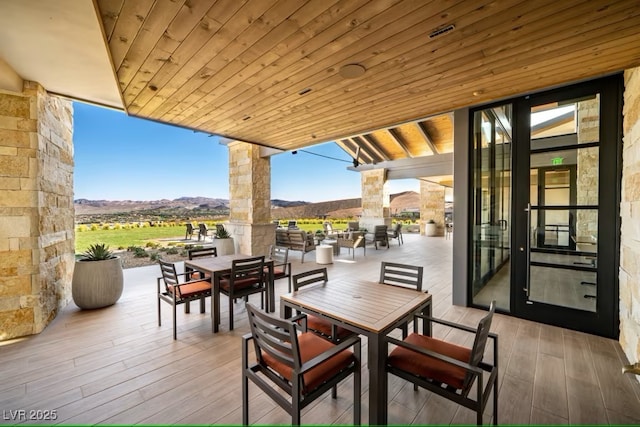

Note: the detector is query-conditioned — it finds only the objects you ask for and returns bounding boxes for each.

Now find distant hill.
[74,191,420,221]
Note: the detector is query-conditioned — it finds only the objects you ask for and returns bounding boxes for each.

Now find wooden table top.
[281,277,431,334]
[184,254,272,273]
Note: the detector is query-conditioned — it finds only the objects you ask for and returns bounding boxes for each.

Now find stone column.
[620,67,640,369]
[419,180,446,236]
[360,169,390,231]
[227,141,274,256]
[576,97,600,238]
[0,82,74,341]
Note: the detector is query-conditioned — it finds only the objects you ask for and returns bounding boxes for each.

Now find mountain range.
[74,191,420,219]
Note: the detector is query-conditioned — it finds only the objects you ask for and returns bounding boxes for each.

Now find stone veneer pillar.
[227,141,274,256]
[360,169,390,230]
[419,180,446,236]
[576,97,599,238]
[620,67,640,368]
[0,82,74,341]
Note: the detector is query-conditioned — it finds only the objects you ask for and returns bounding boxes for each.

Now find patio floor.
[1,233,639,425]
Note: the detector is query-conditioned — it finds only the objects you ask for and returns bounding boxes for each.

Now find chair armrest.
[242,333,254,369]
[412,313,480,335]
[386,335,483,375]
[299,335,361,375]
[290,313,307,332]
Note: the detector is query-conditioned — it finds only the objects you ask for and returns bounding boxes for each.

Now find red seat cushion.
[387,333,471,390]
[261,332,355,393]
[168,280,211,299]
[305,315,353,341]
[219,277,262,291]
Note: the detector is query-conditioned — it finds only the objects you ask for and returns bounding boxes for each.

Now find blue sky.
[73,101,419,202]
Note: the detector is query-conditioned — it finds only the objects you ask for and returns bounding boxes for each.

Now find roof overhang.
[0,0,122,109]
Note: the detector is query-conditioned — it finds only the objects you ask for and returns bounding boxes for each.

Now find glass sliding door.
[471,104,512,311]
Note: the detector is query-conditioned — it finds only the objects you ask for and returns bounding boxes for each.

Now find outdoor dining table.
[184,254,274,333]
[280,277,432,425]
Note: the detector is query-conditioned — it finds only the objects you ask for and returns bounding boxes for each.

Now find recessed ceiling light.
[339,63,366,79]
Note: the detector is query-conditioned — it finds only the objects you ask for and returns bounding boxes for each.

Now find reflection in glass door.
[527,107,599,312]
[471,105,512,311]
[470,75,621,338]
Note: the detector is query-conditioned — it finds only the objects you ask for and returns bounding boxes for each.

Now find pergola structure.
[1,0,640,370]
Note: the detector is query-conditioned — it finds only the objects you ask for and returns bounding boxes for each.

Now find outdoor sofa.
[275,229,316,263]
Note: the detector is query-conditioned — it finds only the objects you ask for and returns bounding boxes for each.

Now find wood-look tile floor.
[1,233,639,425]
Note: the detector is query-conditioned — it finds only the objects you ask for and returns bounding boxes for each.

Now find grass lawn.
[75,226,187,253]
[75,219,416,253]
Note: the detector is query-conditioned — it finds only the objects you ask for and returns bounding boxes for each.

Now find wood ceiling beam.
[387,129,413,159]
[347,137,375,164]
[416,122,439,155]
[362,134,391,162]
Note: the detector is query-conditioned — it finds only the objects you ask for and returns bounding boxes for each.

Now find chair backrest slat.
[232,256,265,281]
[462,300,496,391]
[188,247,217,259]
[246,303,298,370]
[268,245,289,265]
[374,225,388,238]
[379,262,424,291]
[159,259,179,287]
[292,268,328,291]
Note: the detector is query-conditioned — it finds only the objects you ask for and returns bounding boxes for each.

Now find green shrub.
[150,252,162,261]
[133,247,149,258]
[90,224,99,231]
[79,243,116,261]
[165,247,179,255]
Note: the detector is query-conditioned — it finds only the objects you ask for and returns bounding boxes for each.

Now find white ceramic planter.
[425,222,438,237]
[72,257,124,309]
[214,237,235,255]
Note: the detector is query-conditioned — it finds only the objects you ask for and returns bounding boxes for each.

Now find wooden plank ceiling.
[97,0,640,167]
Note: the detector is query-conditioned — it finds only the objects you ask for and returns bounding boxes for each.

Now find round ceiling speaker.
[339,63,366,79]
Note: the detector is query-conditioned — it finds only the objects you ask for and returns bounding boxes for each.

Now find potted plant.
[425,219,438,237]
[214,224,235,255]
[72,243,124,309]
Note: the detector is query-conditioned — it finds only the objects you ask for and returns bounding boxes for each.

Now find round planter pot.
[72,257,124,309]
[425,222,438,237]
[215,237,235,256]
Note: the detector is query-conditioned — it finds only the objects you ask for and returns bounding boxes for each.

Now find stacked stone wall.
[420,180,446,235]
[576,98,600,239]
[0,82,73,341]
[228,142,273,255]
[360,169,390,230]
[620,68,640,367]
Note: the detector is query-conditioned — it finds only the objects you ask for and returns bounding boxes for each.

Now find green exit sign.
[551,157,564,165]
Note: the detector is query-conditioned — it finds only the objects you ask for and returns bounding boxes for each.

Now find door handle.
[524,203,531,298]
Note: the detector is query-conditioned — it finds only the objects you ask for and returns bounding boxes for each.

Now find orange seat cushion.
[387,333,471,390]
[261,332,355,393]
[220,277,262,291]
[305,315,353,341]
[168,280,211,299]
[264,265,287,279]
[190,271,210,280]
